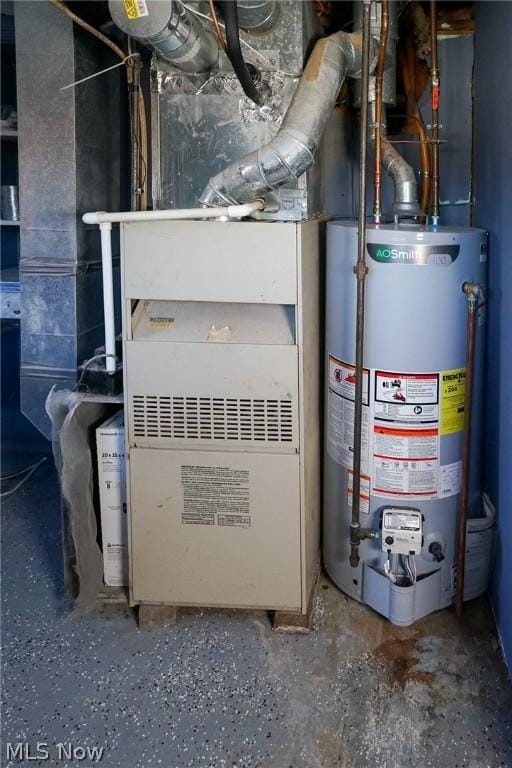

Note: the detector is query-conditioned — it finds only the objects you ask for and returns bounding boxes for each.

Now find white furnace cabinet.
[121,220,321,613]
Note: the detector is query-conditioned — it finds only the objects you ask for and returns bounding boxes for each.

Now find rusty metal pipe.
[430,0,440,222]
[129,58,143,211]
[455,283,480,618]
[350,0,372,569]
[373,0,389,222]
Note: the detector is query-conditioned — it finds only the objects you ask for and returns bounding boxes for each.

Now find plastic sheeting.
[46,387,122,614]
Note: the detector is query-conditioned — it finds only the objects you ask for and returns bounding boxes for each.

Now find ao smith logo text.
[367,243,460,266]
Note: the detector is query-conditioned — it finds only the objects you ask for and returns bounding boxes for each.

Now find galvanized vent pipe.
[200,30,364,207]
[108,0,218,73]
[368,104,422,218]
[354,0,421,219]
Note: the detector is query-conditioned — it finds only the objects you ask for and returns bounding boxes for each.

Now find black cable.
[221,1,262,105]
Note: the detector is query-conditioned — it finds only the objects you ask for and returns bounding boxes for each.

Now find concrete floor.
[2,462,512,768]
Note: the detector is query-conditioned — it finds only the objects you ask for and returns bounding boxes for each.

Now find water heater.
[324,221,489,625]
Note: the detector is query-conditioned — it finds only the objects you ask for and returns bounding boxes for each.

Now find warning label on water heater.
[374,371,439,424]
[327,355,370,473]
[347,470,370,515]
[328,356,369,404]
[372,425,439,497]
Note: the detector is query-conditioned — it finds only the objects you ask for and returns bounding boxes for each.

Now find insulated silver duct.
[200,31,364,207]
[369,103,421,218]
[108,0,218,73]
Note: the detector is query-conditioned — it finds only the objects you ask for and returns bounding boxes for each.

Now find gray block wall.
[15,1,123,437]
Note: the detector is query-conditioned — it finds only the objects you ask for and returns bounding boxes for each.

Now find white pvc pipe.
[100,222,117,374]
[82,200,264,225]
[84,201,265,376]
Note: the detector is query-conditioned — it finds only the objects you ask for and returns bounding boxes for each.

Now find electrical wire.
[0,457,47,499]
[74,353,118,392]
[404,554,417,585]
[60,54,139,91]
[384,552,397,583]
[1,458,46,481]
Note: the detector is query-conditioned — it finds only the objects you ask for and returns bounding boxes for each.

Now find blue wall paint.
[475,2,512,671]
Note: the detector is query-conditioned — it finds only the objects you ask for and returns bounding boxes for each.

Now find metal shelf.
[0,220,19,226]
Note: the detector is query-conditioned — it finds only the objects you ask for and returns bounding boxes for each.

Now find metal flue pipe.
[368,113,422,218]
[350,0,372,569]
[364,2,421,219]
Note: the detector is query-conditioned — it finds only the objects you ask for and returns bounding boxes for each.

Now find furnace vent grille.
[131,395,294,444]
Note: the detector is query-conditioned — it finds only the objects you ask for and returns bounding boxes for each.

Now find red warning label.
[328,355,369,405]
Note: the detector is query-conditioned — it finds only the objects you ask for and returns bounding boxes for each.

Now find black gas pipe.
[221,1,263,105]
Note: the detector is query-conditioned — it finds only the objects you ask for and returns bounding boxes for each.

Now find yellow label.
[441,368,466,435]
[149,317,174,329]
[124,0,148,20]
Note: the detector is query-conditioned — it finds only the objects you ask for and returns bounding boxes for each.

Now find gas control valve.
[381,508,422,555]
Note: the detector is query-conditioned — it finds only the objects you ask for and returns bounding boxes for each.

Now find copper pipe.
[455,284,480,619]
[430,0,440,222]
[138,90,148,211]
[209,0,226,49]
[400,44,431,214]
[373,0,389,222]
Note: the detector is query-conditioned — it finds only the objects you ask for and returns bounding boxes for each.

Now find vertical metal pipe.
[430,0,440,223]
[455,284,479,618]
[128,56,143,212]
[350,0,372,568]
[373,0,389,222]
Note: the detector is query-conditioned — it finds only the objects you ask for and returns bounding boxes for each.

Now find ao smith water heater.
[322,0,490,627]
[323,223,488,626]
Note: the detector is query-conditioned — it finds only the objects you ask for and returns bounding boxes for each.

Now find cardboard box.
[96,410,128,587]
